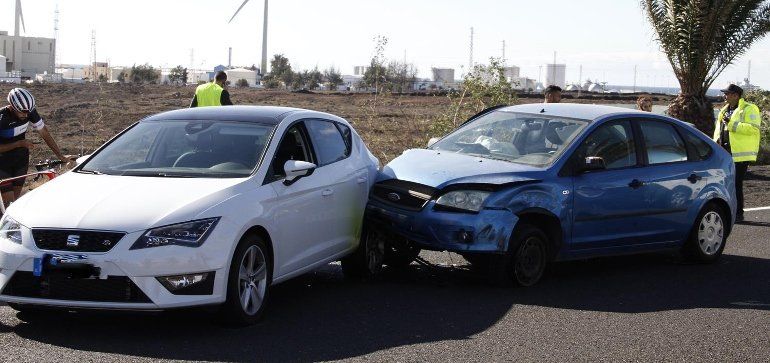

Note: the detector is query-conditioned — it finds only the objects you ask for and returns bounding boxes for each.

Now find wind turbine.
[229,0,268,75]
[15,0,26,36]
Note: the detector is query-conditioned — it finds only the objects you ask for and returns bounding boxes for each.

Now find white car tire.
[219,234,272,326]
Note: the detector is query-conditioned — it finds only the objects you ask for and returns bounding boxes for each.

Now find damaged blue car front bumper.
[366,198,517,253]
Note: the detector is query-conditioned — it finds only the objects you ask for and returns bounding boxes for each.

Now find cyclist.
[0,88,75,207]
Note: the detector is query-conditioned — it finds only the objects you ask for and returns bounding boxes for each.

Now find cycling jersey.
[0,106,44,191]
[0,106,45,144]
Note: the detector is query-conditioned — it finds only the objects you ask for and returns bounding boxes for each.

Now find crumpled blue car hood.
[380,149,540,189]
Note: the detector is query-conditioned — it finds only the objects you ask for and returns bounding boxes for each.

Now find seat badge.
[66,234,81,247]
[562,190,570,195]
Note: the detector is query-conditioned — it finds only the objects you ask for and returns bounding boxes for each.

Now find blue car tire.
[490,223,549,287]
[682,202,728,263]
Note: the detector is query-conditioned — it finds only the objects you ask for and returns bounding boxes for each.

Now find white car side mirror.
[283,160,317,186]
[75,154,91,166]
[427,137,440,148]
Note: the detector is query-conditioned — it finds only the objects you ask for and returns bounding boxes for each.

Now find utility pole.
[747,60,752,86]
[538,65,542,86]
[468,27,474,72]
[190,49,195,71]
[89,30,97,81]
[633,65,637,93]
[501,40,506,63]
[578,65,583,98]
[260,0,269,75]
[53,5,60,67]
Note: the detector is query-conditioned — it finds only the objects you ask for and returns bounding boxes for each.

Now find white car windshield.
[430,111,589,166]
[79,120,274,177]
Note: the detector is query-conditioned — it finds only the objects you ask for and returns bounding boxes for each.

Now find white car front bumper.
[0,225,237,310]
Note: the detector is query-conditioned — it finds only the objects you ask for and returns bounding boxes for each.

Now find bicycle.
[0,159,68,215]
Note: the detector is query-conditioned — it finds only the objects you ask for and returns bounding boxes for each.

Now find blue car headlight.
[130,217,220,250]
[0,215,23,245]
[435,190,491,212]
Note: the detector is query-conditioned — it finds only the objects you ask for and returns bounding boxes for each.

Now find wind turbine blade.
[228,0,251,23]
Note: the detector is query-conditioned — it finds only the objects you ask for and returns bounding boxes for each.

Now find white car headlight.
[130,217,220,250]
[435,190,491,212]
[0,215,23,245]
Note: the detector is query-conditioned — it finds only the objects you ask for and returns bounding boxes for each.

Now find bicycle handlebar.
[34,159,66,171]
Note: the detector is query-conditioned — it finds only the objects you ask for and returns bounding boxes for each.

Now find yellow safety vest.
[712,98,762,162]
[195,82,224,107]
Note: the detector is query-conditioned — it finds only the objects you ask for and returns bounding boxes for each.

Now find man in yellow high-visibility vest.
[713,84,762,222]
[190,71,233,107]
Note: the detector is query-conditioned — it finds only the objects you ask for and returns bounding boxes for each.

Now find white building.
[545,64,566,88]
[35,72,62,83]
[0,31,55,78]
[503,66,520,81]
[56,64,87,80]
[341,75,363,91]
[511,77,537,91]
[353,66,369,76]
[187,70,211,84]
[226,68,259,87]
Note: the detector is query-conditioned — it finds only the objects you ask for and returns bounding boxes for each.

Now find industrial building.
[503,66,520,81]
[353,66,369,76]
[431,68,455,84]
[226,68,260,87]
[0,30,56,78]
[545,64,566,88]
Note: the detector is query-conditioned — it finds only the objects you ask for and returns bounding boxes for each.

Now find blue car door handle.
[628,179,645,189]
[322,189,334,196]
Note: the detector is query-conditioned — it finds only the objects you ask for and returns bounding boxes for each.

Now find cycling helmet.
[7,88,35,112]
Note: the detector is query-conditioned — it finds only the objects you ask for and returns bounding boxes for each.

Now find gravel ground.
[745,165,770,208]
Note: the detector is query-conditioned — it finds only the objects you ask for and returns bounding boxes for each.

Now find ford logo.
[66,235,80,247]
[387,192,401,202]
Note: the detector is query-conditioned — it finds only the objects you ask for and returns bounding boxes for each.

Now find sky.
[6,0,770,88]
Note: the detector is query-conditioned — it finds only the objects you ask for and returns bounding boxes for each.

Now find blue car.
[367,103,736,286]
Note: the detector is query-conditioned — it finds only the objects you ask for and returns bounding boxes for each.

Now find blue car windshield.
[79,120,274,177]
[430,111,589,166]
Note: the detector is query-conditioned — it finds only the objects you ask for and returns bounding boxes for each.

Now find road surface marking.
[745,206,770,212]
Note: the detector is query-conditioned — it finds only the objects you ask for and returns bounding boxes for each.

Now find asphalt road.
[1,211,769,362]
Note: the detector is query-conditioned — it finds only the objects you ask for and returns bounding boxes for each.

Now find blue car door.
[633,119,701,243]
[570,119,661,251]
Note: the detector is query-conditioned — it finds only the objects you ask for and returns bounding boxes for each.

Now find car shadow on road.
[3,252,770,362]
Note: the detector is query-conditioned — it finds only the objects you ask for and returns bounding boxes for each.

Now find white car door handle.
[322,189,334,196]
[357,177,367,184]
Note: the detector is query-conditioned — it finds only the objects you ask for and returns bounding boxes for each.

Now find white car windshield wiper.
[77,169,105,175]
[120,170,198,178]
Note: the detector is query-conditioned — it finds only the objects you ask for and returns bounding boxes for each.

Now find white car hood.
[9,172,245,232]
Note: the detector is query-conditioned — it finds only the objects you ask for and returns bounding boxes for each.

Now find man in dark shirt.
[1,88,75,207]
[544,85,562,103]
[190,71,233,107]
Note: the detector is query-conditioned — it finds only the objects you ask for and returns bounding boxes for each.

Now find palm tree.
[642,0,770,134]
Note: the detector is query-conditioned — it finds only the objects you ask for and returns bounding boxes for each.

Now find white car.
[0,106,382,325]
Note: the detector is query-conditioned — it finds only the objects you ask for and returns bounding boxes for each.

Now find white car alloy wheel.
[239,245,268,316]
[697,211,724,256]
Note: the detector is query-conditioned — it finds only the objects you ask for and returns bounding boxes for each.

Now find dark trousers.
[735,162,749,217]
